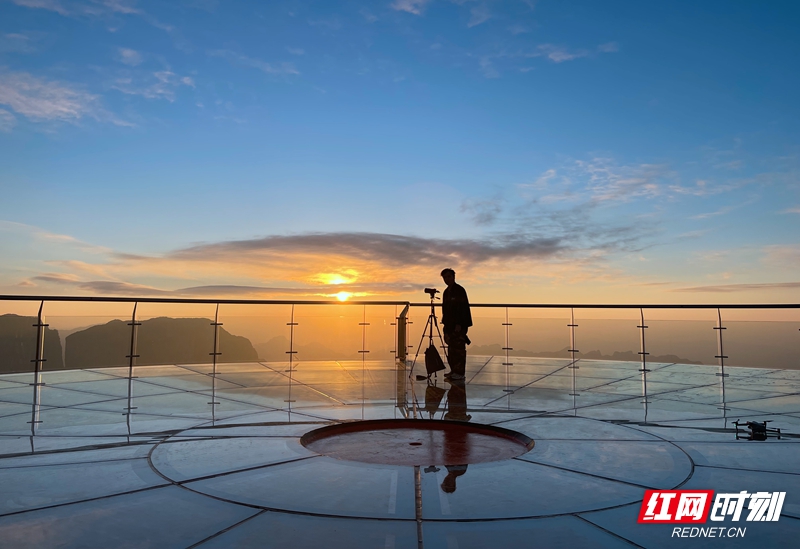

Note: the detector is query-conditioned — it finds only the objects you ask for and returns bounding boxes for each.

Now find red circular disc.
[301,419,534,466]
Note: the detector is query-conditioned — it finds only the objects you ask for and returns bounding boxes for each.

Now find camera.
[424,288,439,296]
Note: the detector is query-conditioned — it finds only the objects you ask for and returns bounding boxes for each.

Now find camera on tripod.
[424,288,439,297]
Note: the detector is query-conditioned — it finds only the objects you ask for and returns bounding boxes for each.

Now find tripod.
[408,290,449,381]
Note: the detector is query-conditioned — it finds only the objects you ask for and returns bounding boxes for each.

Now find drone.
[733,420,781,441]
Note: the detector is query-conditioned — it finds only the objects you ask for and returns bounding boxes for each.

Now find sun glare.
[336,291,351,302]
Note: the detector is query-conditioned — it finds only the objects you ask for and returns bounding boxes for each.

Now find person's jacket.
[441,283,473,330]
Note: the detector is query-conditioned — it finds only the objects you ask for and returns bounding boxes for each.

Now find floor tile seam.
[185,509,268,549]
[481,360,579,406]
[120,377,284,410]
[172,364,250,389]
[8,396,138,414]
[722,391,800,406]
[512,456,658,490]
[572,513,647,548]
[256,361,350,404]
[466,356,496,385]
[333,360,361,383]
[534,381,725,418]
[162,453,321,485]
[0,483,170,519]
[128,384,291,414]
[694,464,800,477]
[0,441,161,459]
[515,438,677,442]
[0,409,40,421]
[188,420,330,430]
[0,455,145,470]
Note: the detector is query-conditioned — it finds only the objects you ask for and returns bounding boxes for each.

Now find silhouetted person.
[440,268,472,381]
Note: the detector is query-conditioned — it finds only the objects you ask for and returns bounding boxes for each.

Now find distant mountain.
[468,344,702,365]
[255,336,353,362]
[0,314,64,374]
[65,317,258,369]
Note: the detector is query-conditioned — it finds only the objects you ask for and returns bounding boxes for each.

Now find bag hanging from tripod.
[424,343,446,376]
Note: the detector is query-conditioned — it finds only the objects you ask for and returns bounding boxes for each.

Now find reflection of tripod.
[409,290,449,381]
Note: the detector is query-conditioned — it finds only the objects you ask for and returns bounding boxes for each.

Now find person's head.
[440,268,455,287]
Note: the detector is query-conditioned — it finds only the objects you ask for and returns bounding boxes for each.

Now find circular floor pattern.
[301,418,534,466]
[149,416,693,520]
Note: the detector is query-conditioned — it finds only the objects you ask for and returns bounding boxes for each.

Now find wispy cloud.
[0,32,42,53]
[673,282,800,293]
[0,70,130,126]
[597,42,619,53]
[391,0,430,15]
[360,9,378,23]
[780,206,800,214]
[208,49,300,75]
[691,206,733,220]
[460,198,503,225]
[537,44,589,63]
[11,0,141,16]
[10,0,69,16]
[575,157,667,202]
[0,109,15,132]
[286,47,305,56]
[116,47,142,66]
[691,197,758,220]
[11,0,177,38]
[478,56,499,78]
[762,245,800,268]
[165,232,565,268]
[1,220,112,254]
[467,4,491,27]
[111,70,194,101]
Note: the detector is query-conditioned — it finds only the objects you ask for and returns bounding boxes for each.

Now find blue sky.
[1,0,799,303]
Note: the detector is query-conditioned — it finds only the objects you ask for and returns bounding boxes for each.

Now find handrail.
[410,302,800,309]
[1,295,798,308]
[0,295,409,306]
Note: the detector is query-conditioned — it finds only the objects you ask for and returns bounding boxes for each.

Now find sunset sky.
[1,0,799,304]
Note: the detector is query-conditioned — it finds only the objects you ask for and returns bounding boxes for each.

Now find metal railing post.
[397,304,409,363]
[714,308,730,413]
[568,308,580,406]
[396,305,409,415]
[638,308,650,402]
[285,304,298,414]
[29,300,47,435]
[359,305,371,417]
[208,304,222,420]
[638,308,650,421]
[502,307,513,393]
[124,302,141,432]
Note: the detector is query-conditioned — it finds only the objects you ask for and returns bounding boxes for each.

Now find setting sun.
[335,291,351,301]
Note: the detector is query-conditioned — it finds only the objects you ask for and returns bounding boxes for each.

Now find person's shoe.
[443,371,453,379]
[447,374,465,381]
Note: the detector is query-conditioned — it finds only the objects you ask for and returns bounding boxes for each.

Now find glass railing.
[1,295,798,442]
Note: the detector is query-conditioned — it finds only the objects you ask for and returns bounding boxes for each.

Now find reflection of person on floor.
[440,268,472,382]
[441,378,470,493]
[440,464,468,493]
[444,378,471,422]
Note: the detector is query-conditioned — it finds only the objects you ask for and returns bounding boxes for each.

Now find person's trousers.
[444,330,467,376]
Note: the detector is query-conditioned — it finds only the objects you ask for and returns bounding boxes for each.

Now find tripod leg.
[408,314,434,379]
[431,315,449,362]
